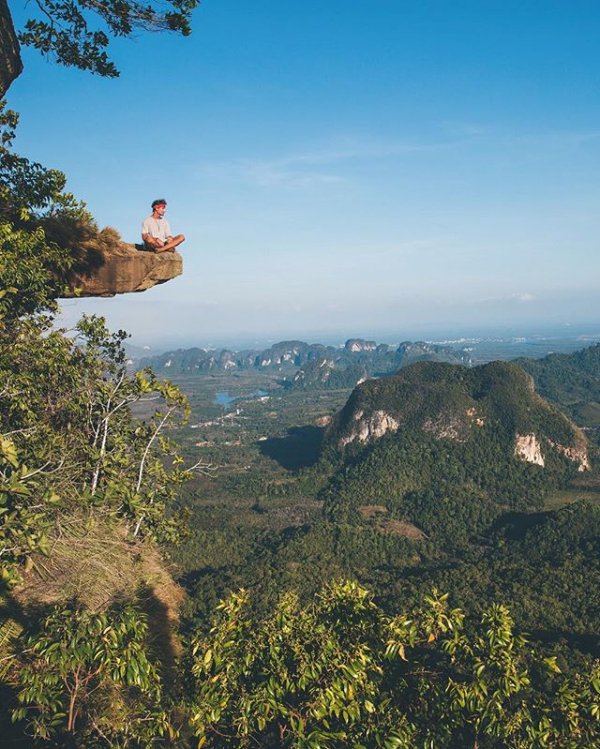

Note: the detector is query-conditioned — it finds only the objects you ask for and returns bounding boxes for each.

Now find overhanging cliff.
[61,243,183,297]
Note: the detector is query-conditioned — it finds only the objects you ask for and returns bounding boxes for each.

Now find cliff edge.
[61,242,183,298]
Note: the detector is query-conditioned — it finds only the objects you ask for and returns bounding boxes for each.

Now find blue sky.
[7,0,600,349]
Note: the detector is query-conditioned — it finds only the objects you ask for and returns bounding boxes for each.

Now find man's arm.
[141,217,163,249]
[142,232,164,249]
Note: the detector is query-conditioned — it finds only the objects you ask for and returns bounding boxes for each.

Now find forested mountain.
[320,360,589,530]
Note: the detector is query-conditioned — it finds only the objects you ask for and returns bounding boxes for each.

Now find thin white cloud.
[438,121,491,138]
[467,292,539,306]
[512,130,600,149]
[195,123,600,190]
[197,135,463,188]
[205,158,343,188]
[440,121,600,149]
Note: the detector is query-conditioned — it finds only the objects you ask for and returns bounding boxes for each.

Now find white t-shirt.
[142,215,172,242]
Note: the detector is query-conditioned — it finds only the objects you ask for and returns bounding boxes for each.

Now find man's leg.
[144,238,165,252]
[159,234,185,252]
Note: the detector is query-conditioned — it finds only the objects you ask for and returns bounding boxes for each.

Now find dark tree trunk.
[0,0,22,95]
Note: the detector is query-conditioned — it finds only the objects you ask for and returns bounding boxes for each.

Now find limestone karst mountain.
[326,360,588,468]
[320,360,591,527]
[140,338,470,382]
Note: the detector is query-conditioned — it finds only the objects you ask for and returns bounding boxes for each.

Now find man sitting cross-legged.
[141,198,185,253]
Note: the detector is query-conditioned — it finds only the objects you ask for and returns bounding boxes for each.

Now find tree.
[0,285,194,745]
[0,310,195,575]
[0,0,200,742]
[13,601,175,746]
[0,0,22,94]
[0,100,83,317]
[190,581,600,748]
[1,0,200,92]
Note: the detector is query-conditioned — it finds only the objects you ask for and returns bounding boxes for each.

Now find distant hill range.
[138,338,471,388]
[139,339,600,414]
[320,360,590,535]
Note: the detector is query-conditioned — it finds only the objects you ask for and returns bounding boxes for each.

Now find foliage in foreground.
[13,602,175,746]
[190,581,600,749]
[0,312,193,588]
[0,82,196,747]
[0,306,193,744]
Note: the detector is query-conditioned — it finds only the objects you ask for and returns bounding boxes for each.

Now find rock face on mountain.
[62,243,183,298]
[338,409,400,447]
[325,360,589,472]
[345,338,377,353]
[514,433,545,467]
[0,0,22,95]
[289,358,369,391]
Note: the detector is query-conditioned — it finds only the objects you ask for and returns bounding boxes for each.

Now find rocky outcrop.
[62,243,183,297]
[514,433,545,467]
[514,432,590,471]
[422,414,469,442]
[339,409,400,447]
[293,358,334,385]
[397,341,472,368]
[549,439,590,472]
[0,0,22,95]
[418,407,483,442]
[345,338,377,353]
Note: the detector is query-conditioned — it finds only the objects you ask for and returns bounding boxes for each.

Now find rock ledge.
[61,243,183,298]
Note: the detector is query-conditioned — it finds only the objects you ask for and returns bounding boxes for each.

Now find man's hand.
[142,234,164,250]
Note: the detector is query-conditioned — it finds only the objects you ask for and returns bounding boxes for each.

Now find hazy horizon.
[120,319,600,356]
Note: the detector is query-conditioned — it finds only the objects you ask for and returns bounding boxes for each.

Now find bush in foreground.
[191,581,600,749]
